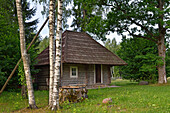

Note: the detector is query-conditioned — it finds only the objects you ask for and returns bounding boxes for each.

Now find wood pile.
[59,85,88,103]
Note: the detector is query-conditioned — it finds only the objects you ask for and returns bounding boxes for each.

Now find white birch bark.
[52,0,63,110]
[49,0,56,106]
[16,0,37,109]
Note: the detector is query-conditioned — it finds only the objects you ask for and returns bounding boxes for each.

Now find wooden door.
[95,64,101,83]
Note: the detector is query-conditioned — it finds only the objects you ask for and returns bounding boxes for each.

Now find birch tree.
[52,0,63,110]
[49,0,56,107]
[16,0,37,108]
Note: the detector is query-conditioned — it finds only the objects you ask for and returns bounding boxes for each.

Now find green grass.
[1,80,170,113]
[0,90,48,112]
[110,79,138,86]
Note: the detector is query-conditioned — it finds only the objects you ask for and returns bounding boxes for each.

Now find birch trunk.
[49,0,56,107]
[16,0,37,109]
[52,0,63,110]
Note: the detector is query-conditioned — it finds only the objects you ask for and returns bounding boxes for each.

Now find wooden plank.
[62,86,80,89]
[62,84,86,89]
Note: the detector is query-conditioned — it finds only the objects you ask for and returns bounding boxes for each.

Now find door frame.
[94,64,103,84]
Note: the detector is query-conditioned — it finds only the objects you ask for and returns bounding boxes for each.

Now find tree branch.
[131,34,157,43]
[124,27,157,43]
[110,0,156,40]
[128,18,155,38]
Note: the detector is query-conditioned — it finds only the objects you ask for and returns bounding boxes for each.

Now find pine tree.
[21,0,39,47]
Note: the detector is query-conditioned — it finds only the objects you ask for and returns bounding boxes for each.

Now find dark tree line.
[0,0,40,90]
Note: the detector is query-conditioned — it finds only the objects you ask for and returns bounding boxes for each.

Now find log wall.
[34,63,111,90]
[61,63,93,86]
[34,65,49,90]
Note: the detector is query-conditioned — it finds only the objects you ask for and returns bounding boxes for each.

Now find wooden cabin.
[34,30,127,90]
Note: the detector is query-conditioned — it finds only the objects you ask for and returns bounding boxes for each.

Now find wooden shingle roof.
[35,30,127,66]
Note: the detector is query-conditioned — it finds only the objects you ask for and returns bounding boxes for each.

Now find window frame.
[70,66,78,78]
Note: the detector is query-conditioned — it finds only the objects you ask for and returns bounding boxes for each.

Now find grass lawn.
[1,79,170,113]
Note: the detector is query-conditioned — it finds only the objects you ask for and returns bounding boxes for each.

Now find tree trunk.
[52,0,63,111]
[157,37,167,84]
[21,85,27,99]
[158,0,167,84]
[157,0,167,84]
[49,0,56,107]
[16,0,37,109]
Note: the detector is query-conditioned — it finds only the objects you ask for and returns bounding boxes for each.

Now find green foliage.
[69,0,169,83]
[104,38,120,55]
[117,38,158,82]
[18,63,26,86]
[66,0,108,41]
[70,0,104,32]
[102,0,169,39]
[111,66,121,77]
[27,44,39,76]
[0,1,20,89]
[21,1,40,47]
[135,54,159,82]
[0,0,39,90]
[104,38,121,77]
[70,0,169,43]
[86,15,107,40]
[18,45,39,90]
[36,36,49,54]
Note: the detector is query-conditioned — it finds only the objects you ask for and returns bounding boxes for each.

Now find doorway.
[95,64,101,83]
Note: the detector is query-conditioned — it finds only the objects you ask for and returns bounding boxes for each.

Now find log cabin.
[34,30,127,90]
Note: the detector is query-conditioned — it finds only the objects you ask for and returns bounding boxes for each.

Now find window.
[70,66,78,78]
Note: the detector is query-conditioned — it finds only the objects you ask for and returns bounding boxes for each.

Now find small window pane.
[72,68,76,76]
[70,66,78,78]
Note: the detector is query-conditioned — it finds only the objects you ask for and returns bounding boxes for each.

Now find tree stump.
[59,85,88,103]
